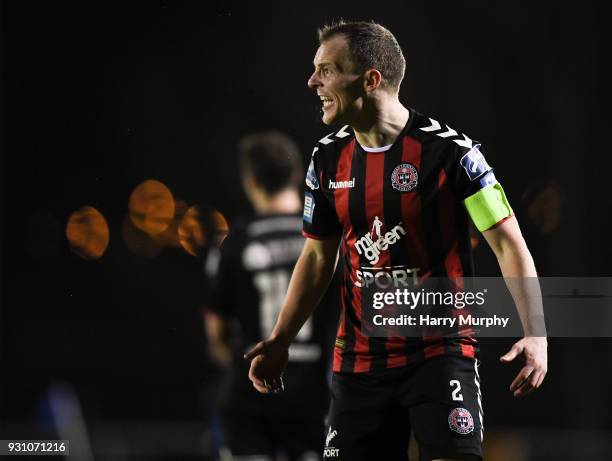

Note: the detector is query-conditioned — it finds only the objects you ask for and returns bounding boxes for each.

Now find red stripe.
[400,137,443,358]
[438,168,475,358]
[334,140,355,229]
[460,341,476,358]
[333,140,372,372]
[363,153,407,368]
[438,169,464,281]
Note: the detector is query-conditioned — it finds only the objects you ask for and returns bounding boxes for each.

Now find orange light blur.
[66,206,110,260]
[211,209,229,246]
[128,179,175,235]
[527,183,563,234]
[178,205,206,257]
[122,214,163,257]
[470,225,480,249]
[150,200,189,248]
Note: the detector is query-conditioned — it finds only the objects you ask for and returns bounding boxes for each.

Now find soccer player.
[205,131,336,461]
[245,21,547,461]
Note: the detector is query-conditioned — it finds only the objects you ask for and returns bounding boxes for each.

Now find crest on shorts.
[448,407,474,435]
[391,163,418,192]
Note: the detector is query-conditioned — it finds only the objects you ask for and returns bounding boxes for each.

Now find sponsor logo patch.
[460,144,491,181]
[354,217,406,265]
[303,192,315,223]
[323,427,340,458]
[326,426,337,446]
[334,337,346,350]
[391,163,419,192]
[448,407,475,435]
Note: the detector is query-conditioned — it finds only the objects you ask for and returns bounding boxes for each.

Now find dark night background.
[2,1,612,460]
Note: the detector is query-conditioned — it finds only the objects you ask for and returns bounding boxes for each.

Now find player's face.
[307,35,364,126]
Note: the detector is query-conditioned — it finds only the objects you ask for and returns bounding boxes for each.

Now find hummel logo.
[328,178,355,189]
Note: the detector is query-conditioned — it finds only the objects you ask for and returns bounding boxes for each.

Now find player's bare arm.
[483,216,548,397]
[244,235,340,393]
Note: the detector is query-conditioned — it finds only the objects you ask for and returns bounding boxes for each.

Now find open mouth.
[320,96,334,109]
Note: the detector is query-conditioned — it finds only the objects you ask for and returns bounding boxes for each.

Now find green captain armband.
[464,182,513,232]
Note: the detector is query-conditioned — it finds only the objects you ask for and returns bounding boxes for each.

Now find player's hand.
[500,336,548,397]
[244,337,289,394]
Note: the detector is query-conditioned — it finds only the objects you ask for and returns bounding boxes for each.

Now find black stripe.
[339,238,357,373]
[419,152,446,278]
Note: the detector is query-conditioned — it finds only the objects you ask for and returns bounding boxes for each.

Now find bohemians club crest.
[448,407,475,435]
[391,163,419,192]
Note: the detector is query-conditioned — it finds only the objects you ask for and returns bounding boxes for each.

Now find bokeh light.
[122,214,163,258]
[128,179,175,235]
[178,205,206,257]
[150,200,189,248]
[470,225,480,249]
[523,180,563,234]
[65,206,110,260]
[210,209,229,246]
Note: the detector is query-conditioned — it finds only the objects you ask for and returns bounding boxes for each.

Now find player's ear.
[364,69,382,92]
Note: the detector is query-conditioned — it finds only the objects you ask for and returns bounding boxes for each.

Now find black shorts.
[324,356,483,461]
[220,406,324,461]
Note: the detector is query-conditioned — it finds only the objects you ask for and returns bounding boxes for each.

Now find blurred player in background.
[205,131,337,461]
[245,21,547,460]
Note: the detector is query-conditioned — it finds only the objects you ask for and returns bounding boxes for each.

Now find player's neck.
[351,98,409,149]
[253,188,302,215]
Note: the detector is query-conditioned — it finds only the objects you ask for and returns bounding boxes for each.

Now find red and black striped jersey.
[303,107,512,373]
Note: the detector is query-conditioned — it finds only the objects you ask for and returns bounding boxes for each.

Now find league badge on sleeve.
[391,163,419,192]
[460,144,491,181]
[448,407,475,435]
[306,158,320,190]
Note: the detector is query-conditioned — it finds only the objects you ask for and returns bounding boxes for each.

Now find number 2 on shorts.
[449,379,464,401]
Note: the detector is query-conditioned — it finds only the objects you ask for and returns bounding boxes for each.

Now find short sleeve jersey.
[302,108,513,373]
[206,213,334,411]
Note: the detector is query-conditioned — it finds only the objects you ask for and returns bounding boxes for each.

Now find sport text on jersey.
[355,266,420,289]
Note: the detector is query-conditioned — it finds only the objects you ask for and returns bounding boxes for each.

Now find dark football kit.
[303,108,513,460]
[207,213,338,461]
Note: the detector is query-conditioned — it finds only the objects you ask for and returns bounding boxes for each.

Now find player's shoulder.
[310,125,355,161]
[408,108,481,156]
